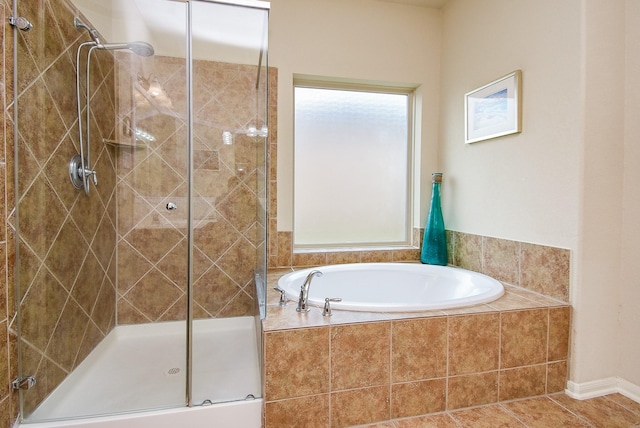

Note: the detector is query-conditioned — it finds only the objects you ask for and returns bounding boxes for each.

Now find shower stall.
[9,0,269,425]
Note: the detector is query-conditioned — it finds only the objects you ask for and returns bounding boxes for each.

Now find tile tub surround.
[448,231,571,302]
[270,230,570,303]
[262,274,571,428]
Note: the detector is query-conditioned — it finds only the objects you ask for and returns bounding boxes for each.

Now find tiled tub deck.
[262,271,572,428]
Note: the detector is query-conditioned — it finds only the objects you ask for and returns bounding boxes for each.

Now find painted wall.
[268,0,442,233]
[621,0,640,389]
[270,0,639,391]
[441,0,638,393]
[439,0,582,248]
[574,0,624,389]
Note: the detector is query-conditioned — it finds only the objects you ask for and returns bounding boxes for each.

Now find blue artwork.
[473,88,508,132]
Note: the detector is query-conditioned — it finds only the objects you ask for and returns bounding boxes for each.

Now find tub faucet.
[296,270,323,312]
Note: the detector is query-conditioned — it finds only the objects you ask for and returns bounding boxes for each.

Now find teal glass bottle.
[421,173,448,265]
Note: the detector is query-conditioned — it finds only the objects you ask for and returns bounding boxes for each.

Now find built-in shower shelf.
[103,138,147,150]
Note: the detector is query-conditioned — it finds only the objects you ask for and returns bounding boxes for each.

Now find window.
[294,78,414,250]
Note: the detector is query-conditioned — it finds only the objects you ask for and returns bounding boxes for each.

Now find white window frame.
[293,76,416,251]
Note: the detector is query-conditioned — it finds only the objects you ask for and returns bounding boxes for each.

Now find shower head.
[74,17,154,57]
[98,41,155,57]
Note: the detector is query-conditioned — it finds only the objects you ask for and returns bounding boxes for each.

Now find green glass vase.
[421,173,448,265]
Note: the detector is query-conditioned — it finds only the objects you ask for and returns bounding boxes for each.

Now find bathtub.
[278,263,504,312]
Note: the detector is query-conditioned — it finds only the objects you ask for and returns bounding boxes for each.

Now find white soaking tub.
[278,263,504,312]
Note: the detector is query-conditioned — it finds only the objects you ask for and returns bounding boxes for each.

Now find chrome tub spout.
[296,270,323,312]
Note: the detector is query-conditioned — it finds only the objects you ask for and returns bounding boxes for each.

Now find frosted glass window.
[294,85,411,248]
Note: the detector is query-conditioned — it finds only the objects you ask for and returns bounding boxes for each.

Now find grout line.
[547,394,597,427]
[497,311,503,401]
[445,315,450,411]
[602,394,640,417]
[328,323,332,427]
[388,320,393,421]
[545,307,551,394]
[497,401,530,427]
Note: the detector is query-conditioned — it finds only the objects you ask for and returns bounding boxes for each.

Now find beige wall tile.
[276,231,292,267]
[392,317,447,382]
[292,252,327,267]
[499,364,546,401]
[453,231,482,272]
[391,379,446,419]
[264,327,330,400]
[449,313,499,375]
[331,386,390,428]
[483,237,519,284]
[265,394,329,428]
[501,309,549,368]
[447,371,498,410]
[548,306,571,361]
[521,243,570,301]
[331,322,390,390]
[547,361,568,393]
[391,248,421,261]
[326,251,361,265]
[361,250,394,263]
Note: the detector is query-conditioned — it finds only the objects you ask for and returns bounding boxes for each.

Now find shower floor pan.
[26,316,262,426]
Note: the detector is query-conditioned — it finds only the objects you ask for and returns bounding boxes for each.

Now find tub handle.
[273,286,287,306]
[322,297,342,317]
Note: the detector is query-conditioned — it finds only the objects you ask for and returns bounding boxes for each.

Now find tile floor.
[355,393,640,427]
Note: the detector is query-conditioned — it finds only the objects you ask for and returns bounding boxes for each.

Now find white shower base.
[22,317,262,427]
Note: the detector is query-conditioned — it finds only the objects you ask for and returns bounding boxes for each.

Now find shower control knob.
[166,202,177,211]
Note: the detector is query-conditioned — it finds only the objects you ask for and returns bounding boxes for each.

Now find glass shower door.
[12,0,268,422]
[189,0,268,406]
[12,0,191,421]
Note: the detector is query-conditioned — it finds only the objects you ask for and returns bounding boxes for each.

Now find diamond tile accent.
[19,175,67,259]
[123,269,182,321]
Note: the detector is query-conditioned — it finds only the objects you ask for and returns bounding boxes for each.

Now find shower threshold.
[26,316,262,424]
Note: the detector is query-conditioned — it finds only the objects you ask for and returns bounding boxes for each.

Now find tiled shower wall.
[2,0,117,420]
[114,54,273,324]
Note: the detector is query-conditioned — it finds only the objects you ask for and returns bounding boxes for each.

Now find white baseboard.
[566,377,640,403]
[618,378,640,403]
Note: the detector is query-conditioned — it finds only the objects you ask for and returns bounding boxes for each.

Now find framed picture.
[465,70,522,144]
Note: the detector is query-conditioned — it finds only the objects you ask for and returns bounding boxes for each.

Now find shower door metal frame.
[185,0,195,407]
[10,0,30,403]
